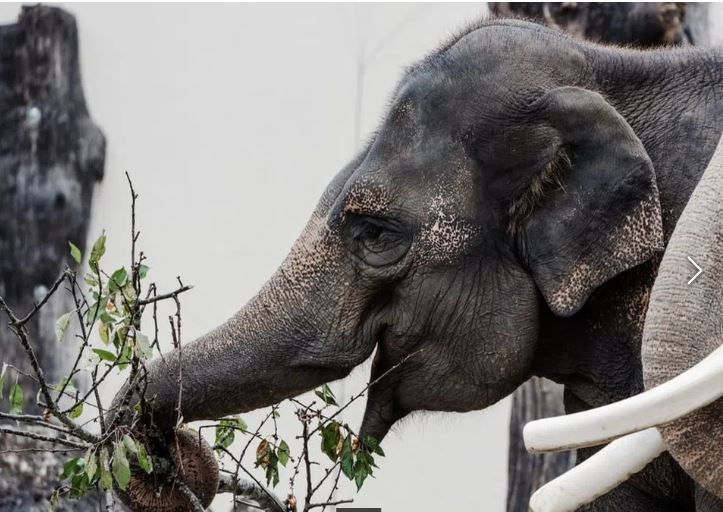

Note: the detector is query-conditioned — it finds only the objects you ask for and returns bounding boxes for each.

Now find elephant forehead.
[339,145,476,218]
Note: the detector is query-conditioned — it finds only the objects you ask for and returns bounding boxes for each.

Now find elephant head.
[115,21,668,509]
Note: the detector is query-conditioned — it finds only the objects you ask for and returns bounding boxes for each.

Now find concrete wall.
[1,3,721,511]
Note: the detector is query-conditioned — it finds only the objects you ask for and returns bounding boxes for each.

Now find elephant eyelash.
[507,147,571,236]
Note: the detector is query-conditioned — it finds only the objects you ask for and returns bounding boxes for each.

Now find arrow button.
[687,256,703,284]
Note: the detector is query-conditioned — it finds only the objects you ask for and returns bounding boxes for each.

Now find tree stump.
[505,378,575,512]
[0,5,105,510]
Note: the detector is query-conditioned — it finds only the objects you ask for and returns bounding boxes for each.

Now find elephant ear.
[521,86,664,316]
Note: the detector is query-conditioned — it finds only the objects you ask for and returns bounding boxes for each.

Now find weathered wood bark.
[490,4,712,512]
[0,5,105,510]
[506,378,575,512]
[490,3,710,47]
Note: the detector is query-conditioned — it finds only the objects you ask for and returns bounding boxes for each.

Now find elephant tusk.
[529,428,665,512]
[523,344,723,452]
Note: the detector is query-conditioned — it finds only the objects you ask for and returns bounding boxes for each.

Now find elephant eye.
[343,215,411,267]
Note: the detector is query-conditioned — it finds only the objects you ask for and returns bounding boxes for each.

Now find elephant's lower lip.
[358,351,404,442]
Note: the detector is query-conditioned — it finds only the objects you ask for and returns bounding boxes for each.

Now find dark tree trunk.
[490,3,711,512]
[0,5,105,510]
[505,378,575,512]
[489,3,710,47]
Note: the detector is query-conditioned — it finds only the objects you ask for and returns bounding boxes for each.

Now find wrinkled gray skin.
[643,136,723,503]
[123,20,723,510]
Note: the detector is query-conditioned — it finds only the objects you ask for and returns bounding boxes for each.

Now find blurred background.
[1,3,722,511]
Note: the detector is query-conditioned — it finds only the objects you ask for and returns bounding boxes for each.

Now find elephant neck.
[532,47,723,409]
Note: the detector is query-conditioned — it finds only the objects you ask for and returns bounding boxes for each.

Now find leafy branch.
[0,176,413,511]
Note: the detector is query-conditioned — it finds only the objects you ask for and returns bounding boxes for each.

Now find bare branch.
[218,473,287,512]
[18,270,70,325]
[0,426,90,450]
[138,284,193,306]
[176,480,206,512]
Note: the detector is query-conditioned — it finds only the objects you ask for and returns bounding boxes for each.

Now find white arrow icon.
[687,256,702,284]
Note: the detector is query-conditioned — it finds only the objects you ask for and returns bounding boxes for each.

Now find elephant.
[115,18,723,511]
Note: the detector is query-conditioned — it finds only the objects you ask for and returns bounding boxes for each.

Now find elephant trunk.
[135,218,363,430]
[641,133,723,499]
[138,285,349,432]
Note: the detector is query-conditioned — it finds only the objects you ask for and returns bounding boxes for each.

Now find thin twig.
[18,270,69,325]
[138,285,193,306]
[217,447,286,511]
[218,472,287,512]
[302,421,313,511]
[0,426,90,449]
[307,499,353,510]
[307,349,421,438]
[176,480,206,512]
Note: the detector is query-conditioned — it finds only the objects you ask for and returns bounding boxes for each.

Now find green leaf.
[84,300,101,326]
[54,312,73,342]
[114,343,132,370]
[84,449,97,481]
[93,348,116,363]
[98,323,111,346]
[68,403,83,419]
[108,267,128,293]
[69,471,91,498]
[99,447,112,490]
[137,442,153,474]
[134,332,153,360]
[68,241,82,264]
[363,435,385,456]
[264,451,280,487]
[60,456,82,479]
[340,436,354,479]
[314,384,338,406]
[215,417,247,452]
[278,440,290,467]
[320,421,341,462]
[138,264,150,279]
[0,363,6,400]
[9,383,23,415]
[122,434,138,455]
[112,442,131,491]
[215,425,235,451]
[354,459,369,490]
[88,232,106,273]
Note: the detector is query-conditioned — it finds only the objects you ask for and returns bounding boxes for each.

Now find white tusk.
[524,344,723,453]
[529,428,665,512]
